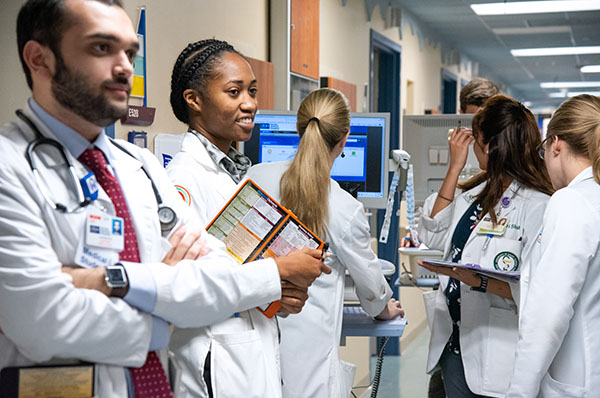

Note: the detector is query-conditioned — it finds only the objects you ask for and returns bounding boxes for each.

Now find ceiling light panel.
[549,90,600,97]
[511,46,600,56]
[492,26,571,35]
[472,1,600,16]
[540,82,600,88]
[581,65,600,73]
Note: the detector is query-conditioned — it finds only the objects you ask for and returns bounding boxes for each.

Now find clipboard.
[421,258,520,283]
[206,179,325,318]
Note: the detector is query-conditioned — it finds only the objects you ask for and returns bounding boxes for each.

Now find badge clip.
[80,172,99,202]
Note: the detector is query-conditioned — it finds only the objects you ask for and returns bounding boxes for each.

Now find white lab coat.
[507,167,600,398]
[0,104,281,397]
[166,132,238,226]
[166,131,281,398]
[418,181,549,397]
[246,161,393,398]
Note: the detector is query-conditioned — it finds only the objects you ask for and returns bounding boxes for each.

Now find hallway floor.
[364,329,431,398]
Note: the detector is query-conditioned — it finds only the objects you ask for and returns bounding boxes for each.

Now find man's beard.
[51,54,130,127]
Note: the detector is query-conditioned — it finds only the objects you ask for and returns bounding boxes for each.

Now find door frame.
[370,29,403,355]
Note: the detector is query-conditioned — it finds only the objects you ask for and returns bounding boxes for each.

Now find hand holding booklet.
[206,179,325,318]
[421,258,520,284]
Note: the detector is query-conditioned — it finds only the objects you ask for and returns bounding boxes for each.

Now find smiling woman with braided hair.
[166,39,298,398]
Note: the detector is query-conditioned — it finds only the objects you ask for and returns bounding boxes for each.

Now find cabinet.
[245,57,274,110]
[290,0,319,80]
[271,0,320,110]
[320,77,357,112]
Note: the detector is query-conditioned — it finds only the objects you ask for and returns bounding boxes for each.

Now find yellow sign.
[131,75,145,98]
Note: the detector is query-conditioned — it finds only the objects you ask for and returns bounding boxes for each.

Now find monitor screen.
[242,111,390,209]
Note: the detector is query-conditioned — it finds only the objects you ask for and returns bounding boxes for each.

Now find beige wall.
[320,0,445,116]
[117,0,269,145]
[0,0,269,147]
[0,1,30,127]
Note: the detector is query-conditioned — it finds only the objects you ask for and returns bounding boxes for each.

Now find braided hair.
[170,39,239,124]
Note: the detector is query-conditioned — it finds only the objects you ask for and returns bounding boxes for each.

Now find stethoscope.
[17,109,177,233]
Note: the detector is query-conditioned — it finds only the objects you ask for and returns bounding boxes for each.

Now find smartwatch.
[470,275,488,293]
[105,264,129,298]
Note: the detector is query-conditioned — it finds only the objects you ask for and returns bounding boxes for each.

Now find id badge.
[477,216,508,236]
[86,210,124,251]
[74,208,120,268]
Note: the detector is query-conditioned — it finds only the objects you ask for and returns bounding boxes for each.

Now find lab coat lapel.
[463,182,520,250]
[186,132,238,200]
[457,186,484,252]
[496,181,519,221]
[110,146,159,263]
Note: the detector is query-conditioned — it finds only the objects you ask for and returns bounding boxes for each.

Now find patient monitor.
[241,111,391,209]
[402,114,479,205]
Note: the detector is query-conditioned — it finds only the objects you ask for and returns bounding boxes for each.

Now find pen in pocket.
[321,242,329,262]
[482,234,493,251]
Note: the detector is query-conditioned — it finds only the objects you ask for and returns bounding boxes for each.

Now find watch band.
[109,284,128,298]
[470,275,489,293]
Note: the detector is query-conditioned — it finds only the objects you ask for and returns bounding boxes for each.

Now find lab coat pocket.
[210,329,272,398]
[540,372,587,398]
[337,360,356,398]
[482,238,523,272]
[423,290,437,332]
[482,307,518,394]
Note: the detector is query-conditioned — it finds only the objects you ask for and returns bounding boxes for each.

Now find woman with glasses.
[418,95,554,397]
[507,94,600,398]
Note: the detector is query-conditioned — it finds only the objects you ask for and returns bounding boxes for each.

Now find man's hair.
[16,0,123,89]
[459,77,501,113]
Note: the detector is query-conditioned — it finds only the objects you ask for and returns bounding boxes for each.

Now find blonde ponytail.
[280,89,351,238]
[546,94,600,183]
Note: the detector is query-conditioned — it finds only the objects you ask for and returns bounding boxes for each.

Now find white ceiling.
[383,0,600,111]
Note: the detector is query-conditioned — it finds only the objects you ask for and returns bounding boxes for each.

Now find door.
[441,69,458,114]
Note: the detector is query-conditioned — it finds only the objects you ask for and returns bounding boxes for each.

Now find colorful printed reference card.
[206,179,324,317]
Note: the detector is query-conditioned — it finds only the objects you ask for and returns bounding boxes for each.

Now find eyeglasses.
[537,137,550,160]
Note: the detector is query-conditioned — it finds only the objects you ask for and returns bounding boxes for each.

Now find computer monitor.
[402,114,478,205]
[242,111,390,209]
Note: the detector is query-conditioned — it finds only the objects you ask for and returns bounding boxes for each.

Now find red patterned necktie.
[78,148,173,398]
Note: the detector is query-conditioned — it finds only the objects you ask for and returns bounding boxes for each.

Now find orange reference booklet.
[206,179,324,318]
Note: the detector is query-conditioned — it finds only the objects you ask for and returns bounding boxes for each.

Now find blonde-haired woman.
[507,94,600,397]
[246,88,403,398]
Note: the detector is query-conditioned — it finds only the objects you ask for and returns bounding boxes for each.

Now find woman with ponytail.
[247,88,404,398]
[418,95,554,397]
[508,94,600,397]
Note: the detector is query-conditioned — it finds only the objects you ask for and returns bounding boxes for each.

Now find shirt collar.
[29,98,115,164]
[189,129,251,182]
[569,166,594,187]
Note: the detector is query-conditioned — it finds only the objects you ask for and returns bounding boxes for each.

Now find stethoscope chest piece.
[158,205,177,232]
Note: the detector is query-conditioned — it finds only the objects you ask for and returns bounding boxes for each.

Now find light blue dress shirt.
[28,98,168,352]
